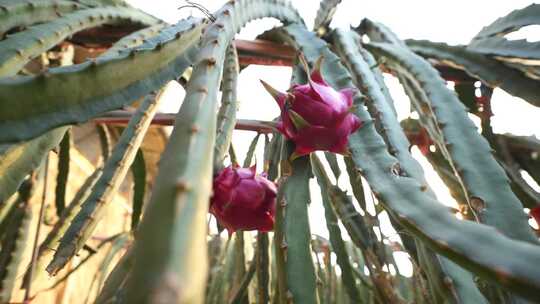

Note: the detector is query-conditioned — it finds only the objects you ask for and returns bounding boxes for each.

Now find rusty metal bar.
[69,28,474,80]
[234,39,295,67]
[93,111,276,133]
[233,39,475,81]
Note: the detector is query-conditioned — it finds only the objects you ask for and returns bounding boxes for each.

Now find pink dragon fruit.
[530,206,540,228]
[261,55,362,158]
[210,165,277,233]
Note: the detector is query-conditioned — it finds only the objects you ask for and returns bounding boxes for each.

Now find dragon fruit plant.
[261,55,362,158]
[210,165,276,233]
[0,0,539,303]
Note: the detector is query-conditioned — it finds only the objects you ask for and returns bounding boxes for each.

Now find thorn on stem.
[190,124,200,133]
[197,87,208,94]
[176,180,191,192]
[206,57,216,66]
[470,196,485,213]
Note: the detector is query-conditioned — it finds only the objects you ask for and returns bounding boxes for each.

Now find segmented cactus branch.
[0,199,32,302]
[469,4,540,59]
[0,17,204,142]
[96,124,112,162]
[206,238,234,304]
[277,142,319,304]
[312,155,363,303]
[0,0,85,36]
[406,39,540,108]
[473,4,540,39]
[0,6,160,76]
[355,18,406,47]
[488,136,538,208]
[262,22,540,301]
[313,0,341,35]
[22,167,102,287]
[46,92,161,275]
[0,174,35,302]
[124,1,303,302]
[100,23,168,57]
[0,127,68,204]
[54,129,71,216]
[94,247,134,304]
[214,44,240,170]
[311,154,405,304]
[255,232,270,303]
[130,148,146,230]
[331,29,487,303]
[366,42,537,243]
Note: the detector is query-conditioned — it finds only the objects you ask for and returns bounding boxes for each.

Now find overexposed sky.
[129,0,540,139]
[131,0,540,137]
[130,1,539,43]
[129,0,540,275]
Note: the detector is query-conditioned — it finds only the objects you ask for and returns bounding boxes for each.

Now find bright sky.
[129,0,540,276]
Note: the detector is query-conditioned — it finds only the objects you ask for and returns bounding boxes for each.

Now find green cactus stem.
[22,167,102,288]
[255,232,270,303]
[94,247,134,304]
[323,152,341,180]
[311,154,405,304]
[263,22,540,301]
[355,18,406,47]
[230,261,256,304]
[406,39,540,108]
[207,238,234,304]
[365,41,537,243]
[54,129,71,216]
[46,92,161,275]
[100,23,168,58]
[277,141,319,304]
[0,190,33,302]
[243,133,261,168]
[313,0,341,35]
[468,4,540,59]
[332,28,487,304]
[96,124,112,162]
[123,1,303,303]
[312,156,361,302]
[472,4,540,39]
[84,234,129,303]
[0,17,204,143]
[0,6,160,76]
[0,0,85,36]
[0,127,68,204]
[130,148,146,230]
[232,232,247,304]
[214,44,240,170]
